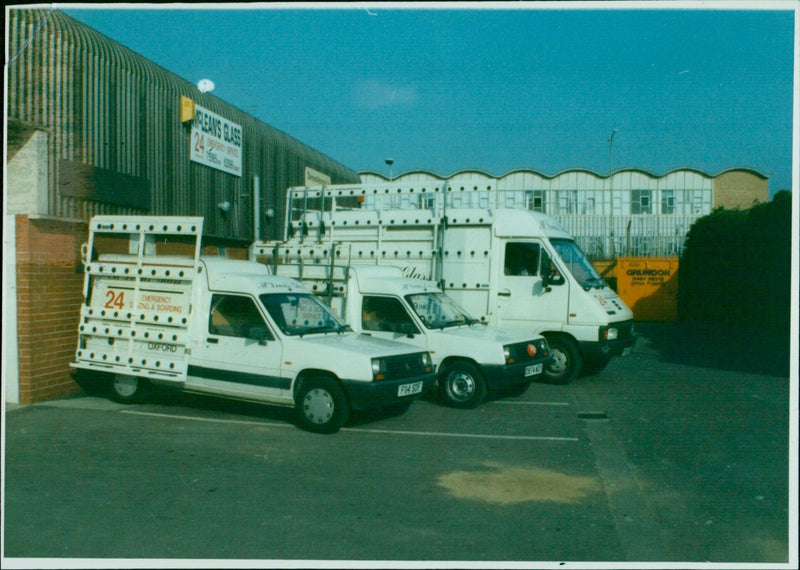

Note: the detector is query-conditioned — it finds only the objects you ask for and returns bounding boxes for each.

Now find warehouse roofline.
[360,166,770,181]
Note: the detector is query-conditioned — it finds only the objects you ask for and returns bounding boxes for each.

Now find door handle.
[207,338,219,344]
[498,289,511,297]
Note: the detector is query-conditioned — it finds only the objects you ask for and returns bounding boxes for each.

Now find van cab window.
[362,296,420,335]
[209,294,273,340]
[504,243,541,276]
[260,293,346,336]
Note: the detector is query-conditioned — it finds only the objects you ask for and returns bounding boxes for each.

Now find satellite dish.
[197,79,215,93]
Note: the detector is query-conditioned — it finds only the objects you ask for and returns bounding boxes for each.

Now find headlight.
[539,338,550,356]
[371,358,386,380]
[503,345,513,364]
[603,327,619,340]
[421,352,432,372]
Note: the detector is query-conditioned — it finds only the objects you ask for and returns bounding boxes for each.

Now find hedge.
[677,191,792,332]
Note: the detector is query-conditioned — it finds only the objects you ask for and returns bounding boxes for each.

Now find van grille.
[507,338,550,363]
[383,353,427,380]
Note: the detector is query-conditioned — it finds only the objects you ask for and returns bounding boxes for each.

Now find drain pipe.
[253,176,261,243]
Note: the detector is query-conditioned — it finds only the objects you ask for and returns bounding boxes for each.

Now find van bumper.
[580,321,637,360]
[341,372,437,411]
[481,356,552,390]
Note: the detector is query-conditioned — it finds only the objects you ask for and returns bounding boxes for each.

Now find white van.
[260,263,551,408]
[71,216,435,433]
[251,182,635,384]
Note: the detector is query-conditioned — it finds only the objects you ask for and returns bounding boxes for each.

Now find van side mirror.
[398,321,419,337]
[540,252,553,292]
[247,325,272,345]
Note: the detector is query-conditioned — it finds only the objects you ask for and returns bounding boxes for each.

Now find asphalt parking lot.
[2,322,794,567]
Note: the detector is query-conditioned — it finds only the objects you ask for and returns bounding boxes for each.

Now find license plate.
[525,363,543,377]
[398,381,423,397]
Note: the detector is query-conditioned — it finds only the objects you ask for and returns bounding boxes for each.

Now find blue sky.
[62,3,797,195]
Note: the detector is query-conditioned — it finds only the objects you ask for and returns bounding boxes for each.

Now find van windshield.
[259,293,347,336]
[405,292,477,329]
[550,239,605,289]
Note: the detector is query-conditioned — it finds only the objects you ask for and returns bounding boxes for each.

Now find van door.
[187,293,289,402]
[496,241,570,330]
[359,295,427,350]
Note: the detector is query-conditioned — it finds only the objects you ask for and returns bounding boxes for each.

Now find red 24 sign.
[105,290,125,310]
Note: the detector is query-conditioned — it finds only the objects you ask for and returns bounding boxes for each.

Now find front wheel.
[295,377,350,434]
[542,336,581,385]
[439,362,487,409]
[109,374,152,404]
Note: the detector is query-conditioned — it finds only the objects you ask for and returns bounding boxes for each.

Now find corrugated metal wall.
[6,8,360,241]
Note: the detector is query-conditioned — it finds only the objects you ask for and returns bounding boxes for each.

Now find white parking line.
[121,409,292,429]
[492,400,571,406]
[121,409,579,442]
[344,427,579,442]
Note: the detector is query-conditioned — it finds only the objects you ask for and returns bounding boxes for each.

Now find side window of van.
[209,294,274,340]
[362,296,419,335]
[504,243,541,276]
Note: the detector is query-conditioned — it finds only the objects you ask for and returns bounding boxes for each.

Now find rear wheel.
[439,361,487,409]
[542,336,581,384]
[109,374,152,404]
[295,377,349,434]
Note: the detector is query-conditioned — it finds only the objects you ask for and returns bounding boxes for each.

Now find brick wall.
[15,216,88,403]
[713,171,769,210]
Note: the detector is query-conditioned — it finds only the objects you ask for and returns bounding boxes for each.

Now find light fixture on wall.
[217,201,232,213]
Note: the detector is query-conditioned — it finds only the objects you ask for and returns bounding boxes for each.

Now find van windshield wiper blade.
[435,319,469,329]
[298,325,339,336]
[583,277,605,289]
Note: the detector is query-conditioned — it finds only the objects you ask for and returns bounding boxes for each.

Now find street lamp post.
[385,158,394,182]
[606,129,617,259]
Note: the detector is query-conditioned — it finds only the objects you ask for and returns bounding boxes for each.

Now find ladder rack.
[72,216,204,383]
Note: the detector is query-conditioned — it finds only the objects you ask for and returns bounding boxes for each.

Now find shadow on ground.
[634,320,792,378]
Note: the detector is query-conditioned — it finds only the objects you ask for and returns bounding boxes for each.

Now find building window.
[525,190,546,213]
[584,197,596,215]
[661,190,675,214]
[557,190,577,214]
[631,190,652,214]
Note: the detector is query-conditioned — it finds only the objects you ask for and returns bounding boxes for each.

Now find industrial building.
[4,8,770,404]
[5,8,359,403]
[359,168,769,259]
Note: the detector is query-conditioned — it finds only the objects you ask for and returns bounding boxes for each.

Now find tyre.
[71,370,108,396]
[295,377,350,434]
[109,374,152,404]
[439,361,487,409]
[542,336,581,385]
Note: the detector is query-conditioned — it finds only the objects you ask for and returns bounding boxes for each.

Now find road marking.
[343,427,579,442]
[121,409,579,442]
[492,400,570,406]
[121,409,291,428]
